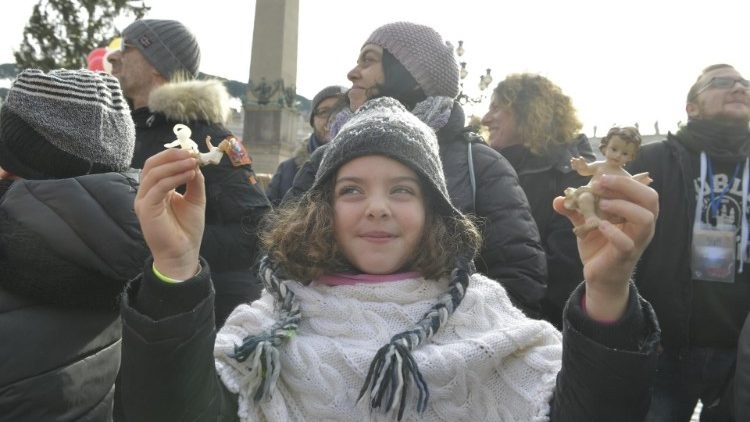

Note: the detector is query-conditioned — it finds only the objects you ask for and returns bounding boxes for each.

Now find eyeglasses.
[696,76,750,96]
[314,108,332,119]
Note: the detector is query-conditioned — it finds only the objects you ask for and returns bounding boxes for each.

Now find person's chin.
[715,110,750,125]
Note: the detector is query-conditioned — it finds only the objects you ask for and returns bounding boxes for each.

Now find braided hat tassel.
[230,256,301,401]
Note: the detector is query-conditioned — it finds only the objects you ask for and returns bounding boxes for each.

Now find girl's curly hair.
[261,177,481,282]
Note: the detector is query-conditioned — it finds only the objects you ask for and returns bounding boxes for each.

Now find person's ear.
[686,101,699,119]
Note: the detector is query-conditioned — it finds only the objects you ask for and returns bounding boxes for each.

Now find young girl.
[121,97,660,421]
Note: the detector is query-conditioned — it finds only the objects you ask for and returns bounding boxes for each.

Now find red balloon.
[88,57,104,71]
[87,47,107,68]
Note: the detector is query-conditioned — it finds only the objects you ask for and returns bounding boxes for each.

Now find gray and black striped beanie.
[313,96,460,218]
[365,22,459,99]
[0,69,135,179]
[121,19,201,79]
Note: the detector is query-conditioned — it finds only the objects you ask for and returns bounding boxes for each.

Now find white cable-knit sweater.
[215,274,562,421]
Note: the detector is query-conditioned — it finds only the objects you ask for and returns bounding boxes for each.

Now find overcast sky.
[3,0,750,136]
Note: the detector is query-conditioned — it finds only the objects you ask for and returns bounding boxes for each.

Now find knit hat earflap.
[0,69,135,179]
[309,85,346,126]
[121,19,201,79]
[365,22,459,99]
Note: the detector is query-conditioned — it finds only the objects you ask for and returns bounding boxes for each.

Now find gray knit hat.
[0,69,135,179]
[309,85,346,126]
[121,19,201,79]
[365,22,459,98]
[313,96,459,217]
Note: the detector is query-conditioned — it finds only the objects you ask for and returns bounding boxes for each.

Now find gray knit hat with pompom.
[365,22,459,98]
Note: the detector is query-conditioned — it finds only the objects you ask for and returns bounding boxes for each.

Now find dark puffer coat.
[284,101,547,315]
[499,136,596,327]
[0,172,147,421]
[265,134,319,206]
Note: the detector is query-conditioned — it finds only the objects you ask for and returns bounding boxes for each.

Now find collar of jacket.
[293,136,315,167]
[144,79,232,125]
[436,101,467,145]
[500,134,593,176]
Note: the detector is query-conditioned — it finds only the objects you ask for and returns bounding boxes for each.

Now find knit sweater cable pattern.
[214,274,561,421]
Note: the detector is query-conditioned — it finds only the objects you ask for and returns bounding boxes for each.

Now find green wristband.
[152,262,185,284]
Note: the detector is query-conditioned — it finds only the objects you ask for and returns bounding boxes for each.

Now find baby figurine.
[164,124,231,167]
[198,136,231,166]
[164,124,199,153]
[564,126,652,237]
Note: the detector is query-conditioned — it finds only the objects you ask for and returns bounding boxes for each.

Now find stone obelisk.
[243,0,300,175]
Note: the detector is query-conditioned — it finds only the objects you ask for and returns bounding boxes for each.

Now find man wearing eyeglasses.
[107,19,271,329]
[628,64,750,421]
[265,85,346,205]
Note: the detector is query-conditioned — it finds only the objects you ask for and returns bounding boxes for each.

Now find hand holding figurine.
[554,173,658,321]
[134,148,205,280]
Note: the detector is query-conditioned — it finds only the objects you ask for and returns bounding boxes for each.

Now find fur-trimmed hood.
[148,79,231,124]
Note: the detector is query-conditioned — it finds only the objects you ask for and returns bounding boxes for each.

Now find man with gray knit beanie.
[109,18,271,328]
[0,69,148,421]
[266,84,346,205]
[286,21,548,317]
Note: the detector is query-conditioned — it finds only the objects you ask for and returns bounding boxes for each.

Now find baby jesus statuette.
[564,126,652,237]
[163,124,234,166]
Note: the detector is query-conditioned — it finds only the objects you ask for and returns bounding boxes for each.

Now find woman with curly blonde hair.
[482,73,596,328]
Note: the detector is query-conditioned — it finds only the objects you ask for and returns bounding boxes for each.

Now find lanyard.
[698,152,750,271]
[706,158,741,220]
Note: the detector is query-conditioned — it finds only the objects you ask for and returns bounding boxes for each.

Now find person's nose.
[730,80,749,93]
[347,65,360,83]
[366,194,390,219]
[481,110,492,125]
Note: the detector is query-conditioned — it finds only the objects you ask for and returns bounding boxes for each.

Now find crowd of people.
[0,17,748,422]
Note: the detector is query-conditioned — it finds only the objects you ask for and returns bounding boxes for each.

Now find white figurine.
[198,136,229,166]
[164,124,199,153]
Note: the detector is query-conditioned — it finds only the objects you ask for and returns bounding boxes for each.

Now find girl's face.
[481,102,519,150]
[347,44,385,111]
[333,155,426,275]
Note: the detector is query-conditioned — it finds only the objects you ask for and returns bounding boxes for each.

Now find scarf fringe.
[357,341,429,420]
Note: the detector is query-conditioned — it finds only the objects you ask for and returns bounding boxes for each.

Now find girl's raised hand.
[134,148,205,280]
[553,174,658,321]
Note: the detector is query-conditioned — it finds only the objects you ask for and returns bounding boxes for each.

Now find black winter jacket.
[284,102,547,315]
[499,136,596,328]
[627,133,750,353]
[265,134,317,205]
[119,260,659,422]
[0,172,147,422]
[131,80,271,326]
[737,313,750,420]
